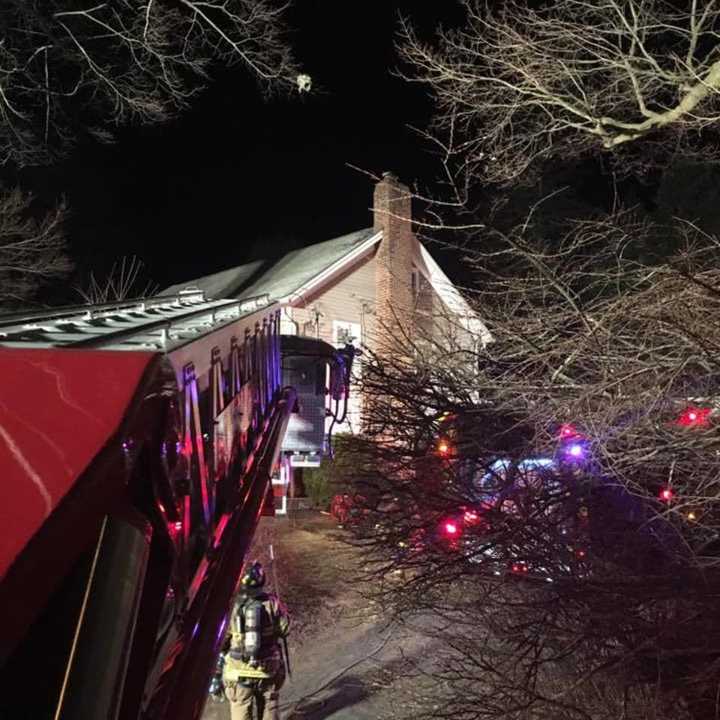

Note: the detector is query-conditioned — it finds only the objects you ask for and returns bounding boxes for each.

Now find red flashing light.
[677,406,711,428]
[511,562,529,574]
[559,423,580,439]
[576,549,586,559]
[659,488,674,502]
[444,521,459,536]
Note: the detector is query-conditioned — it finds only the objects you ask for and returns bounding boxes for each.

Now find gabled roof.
[162,228,379,303]
[162,225,490,344]
[163,260,265,299]
[243,228,379,302]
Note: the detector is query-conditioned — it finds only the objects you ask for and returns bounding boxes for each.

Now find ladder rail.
[0,291,205,328]
[0,292,273,350]
[68,299,247,349]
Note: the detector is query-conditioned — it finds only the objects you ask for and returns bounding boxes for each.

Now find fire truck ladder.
[0,288,271,349]
[0,289,301,720]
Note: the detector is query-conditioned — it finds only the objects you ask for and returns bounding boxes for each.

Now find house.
[164,173,488,507]
[165,171,487,363]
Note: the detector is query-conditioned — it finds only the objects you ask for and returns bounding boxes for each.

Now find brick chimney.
[373,172,416,353]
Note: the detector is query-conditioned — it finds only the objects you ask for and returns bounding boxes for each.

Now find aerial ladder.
[0,289,353,720]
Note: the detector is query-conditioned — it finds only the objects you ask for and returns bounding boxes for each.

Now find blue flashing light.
[517,458,555,471]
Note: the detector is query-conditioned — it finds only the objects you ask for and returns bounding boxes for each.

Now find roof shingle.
[161,227,377,301]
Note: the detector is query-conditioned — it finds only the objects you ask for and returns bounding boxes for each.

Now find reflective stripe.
[222,654,280,681]
[225,666,270,680]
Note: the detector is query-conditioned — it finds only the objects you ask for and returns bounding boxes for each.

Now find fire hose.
[269,543,292,679]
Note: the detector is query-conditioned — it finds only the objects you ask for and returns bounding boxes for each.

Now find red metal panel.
[0,348,156,578]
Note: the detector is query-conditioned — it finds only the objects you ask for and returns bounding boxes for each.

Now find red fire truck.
[0,289,352,720]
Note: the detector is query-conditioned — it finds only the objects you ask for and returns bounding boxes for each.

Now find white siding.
[291,253,377,349]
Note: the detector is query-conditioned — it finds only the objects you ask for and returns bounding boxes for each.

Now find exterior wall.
[290,253,377,346]
[414,272,437,337]
[415,276,470,351]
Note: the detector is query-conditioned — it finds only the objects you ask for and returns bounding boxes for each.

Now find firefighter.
[220,561,290,720]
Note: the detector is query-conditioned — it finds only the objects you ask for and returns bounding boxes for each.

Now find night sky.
[17,1,466,293]
[11,0,713,301]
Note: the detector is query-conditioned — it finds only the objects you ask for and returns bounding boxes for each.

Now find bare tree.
[75,255,159,304]
[0,1,302,308]
[346,213,720,720]
[400,0,720,185]
[0,186,70,309]
[362,5,720,716]
[0,0,301,165]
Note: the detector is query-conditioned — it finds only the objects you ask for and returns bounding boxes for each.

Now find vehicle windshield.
[473,457,557,502]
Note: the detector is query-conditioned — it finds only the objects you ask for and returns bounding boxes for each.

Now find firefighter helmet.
[240,561,266,588]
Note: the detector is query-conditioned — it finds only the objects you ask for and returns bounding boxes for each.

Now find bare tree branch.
[399,0,720,184]
[0,186,71,309]
[0,0,301,166]
[75,254,159,304]
[344,212,720,720]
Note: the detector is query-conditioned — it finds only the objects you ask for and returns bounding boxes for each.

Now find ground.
[202,512,438,720]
